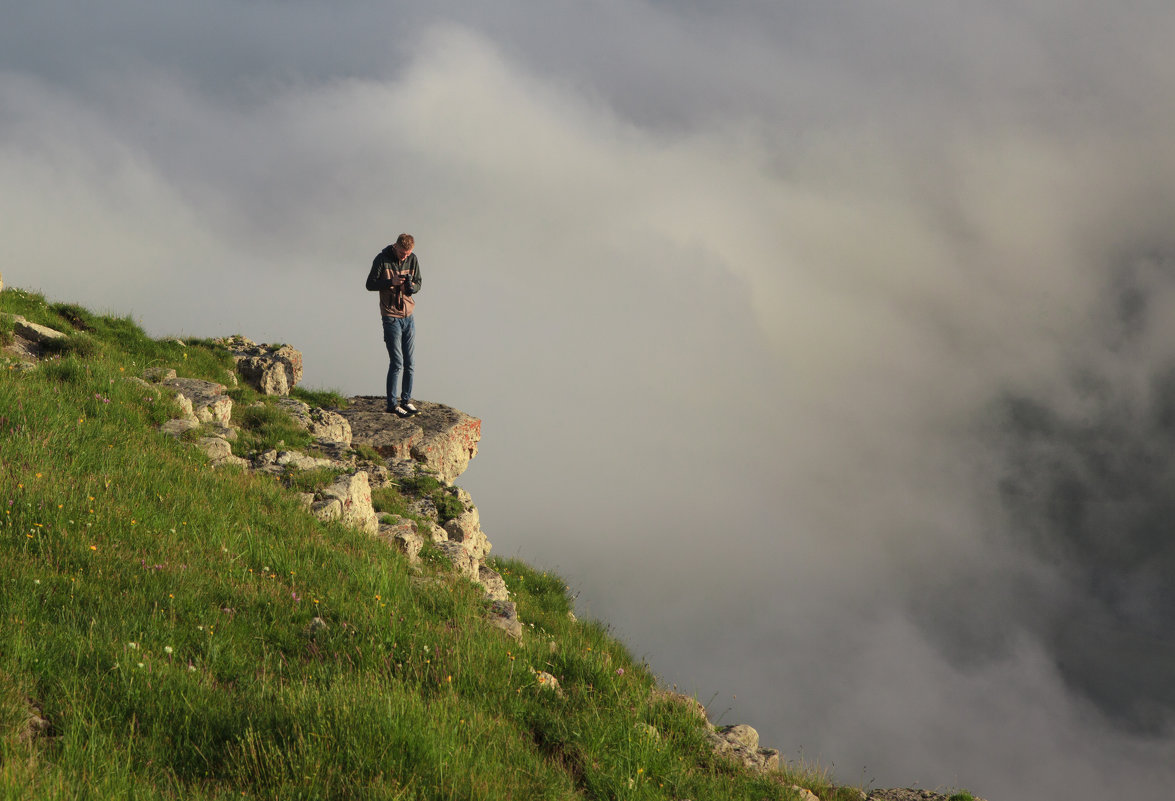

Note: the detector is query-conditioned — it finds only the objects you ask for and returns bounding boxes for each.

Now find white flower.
[164,646,174,655]
[127,642,138,649]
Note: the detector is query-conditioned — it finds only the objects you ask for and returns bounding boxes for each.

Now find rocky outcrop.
[707,724,781,773]
[162,378,233,426]
[275,398,352,447]
[312,471,378,535]
[867,791,988,801]
[338,397,481,483]
[215,335,303,396]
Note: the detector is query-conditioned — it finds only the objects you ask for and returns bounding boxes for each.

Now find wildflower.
[137,662,145,669]
[89,545,97,551]
[164,646,174,654]
[127,642,138,649]
[616,668,625,676]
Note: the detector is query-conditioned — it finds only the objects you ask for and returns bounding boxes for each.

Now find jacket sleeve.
[365,259,394,291]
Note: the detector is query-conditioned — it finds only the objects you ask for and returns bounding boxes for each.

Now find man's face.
[393,243,413,261]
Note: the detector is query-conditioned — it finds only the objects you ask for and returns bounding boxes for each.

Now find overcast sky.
[4,3,1175,798]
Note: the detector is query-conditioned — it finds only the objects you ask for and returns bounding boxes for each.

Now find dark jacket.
[365,246,422,318]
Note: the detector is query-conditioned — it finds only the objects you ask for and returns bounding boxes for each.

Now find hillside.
[0,285,981,801]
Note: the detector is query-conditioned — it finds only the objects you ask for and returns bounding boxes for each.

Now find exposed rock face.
[312,471,378,534]
[444,506,491,561]
[338,397,480,483]
[215,335,303,395]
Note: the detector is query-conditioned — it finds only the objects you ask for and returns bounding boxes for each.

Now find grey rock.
[337,397,481,483]
[275,450,337,471]
[275,398,352,446]
[378,518,423,564]
[312,496,342,522]
[477,564,510,603]
[707,724,780,773]
[159,418,200,438]
[435,540,479,581]
[443,507,491,561]
[867,791,987,801]
[314,471,378,534]
[486,600,522,640]
[196,436,234,461]
[141,367,177,383]
[5,314,66,344]
[162,378,233,425]
[411,496,439,521]
[215,336,303,395]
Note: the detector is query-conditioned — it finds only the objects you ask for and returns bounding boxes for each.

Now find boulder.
[5,314,67,345]
[378,518,423,564]
[192,434,248,469]
[486,600,522,640]
[435,540,479,581]
[162,378,233,425]
[443,506,491,561]
[337,397,481,483]
[707,724,780,773]
[215,335,303,396]
[313,471,377,534]
[477,563,510,602]
[274,398,352,446]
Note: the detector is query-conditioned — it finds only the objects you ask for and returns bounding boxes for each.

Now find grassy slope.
[0,288,849,801]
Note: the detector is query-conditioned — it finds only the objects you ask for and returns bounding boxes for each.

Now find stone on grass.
[378,518,423,564]
[486,600,522,640]
[163,378,233,425]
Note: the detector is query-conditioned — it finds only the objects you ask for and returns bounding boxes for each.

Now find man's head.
[393,233,415,260]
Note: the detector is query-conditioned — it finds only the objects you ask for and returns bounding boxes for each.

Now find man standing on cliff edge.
[366,233,422,417]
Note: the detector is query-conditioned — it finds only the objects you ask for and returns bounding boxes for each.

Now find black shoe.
[393,404,410,417]
[402,401,418,416]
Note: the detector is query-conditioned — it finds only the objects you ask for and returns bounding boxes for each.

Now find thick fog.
[4,3,1175,798]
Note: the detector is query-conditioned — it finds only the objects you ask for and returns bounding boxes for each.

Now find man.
[366,233,422,416]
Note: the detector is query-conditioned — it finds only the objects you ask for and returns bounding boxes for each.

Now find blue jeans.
[382,315,415,408]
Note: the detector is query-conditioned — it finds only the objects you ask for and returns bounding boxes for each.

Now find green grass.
[0,287,848,800]
[232,403,315,458]
[289,386,349,410]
